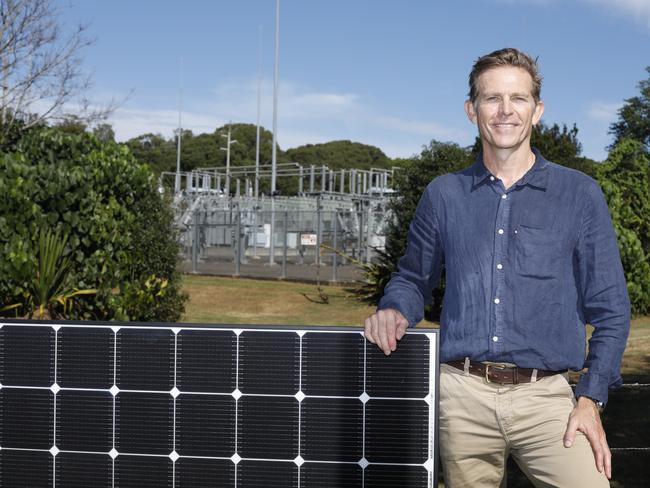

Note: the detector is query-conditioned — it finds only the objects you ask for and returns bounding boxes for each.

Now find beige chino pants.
[439,363,610,488]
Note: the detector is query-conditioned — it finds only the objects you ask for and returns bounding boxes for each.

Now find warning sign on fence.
[301,233,318,246]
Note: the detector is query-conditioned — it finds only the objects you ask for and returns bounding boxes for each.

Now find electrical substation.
[160,162,397,282]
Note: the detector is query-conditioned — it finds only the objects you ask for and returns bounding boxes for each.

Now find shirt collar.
[471,147,550,190]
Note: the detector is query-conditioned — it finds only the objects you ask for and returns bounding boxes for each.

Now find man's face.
[465,66,544,152]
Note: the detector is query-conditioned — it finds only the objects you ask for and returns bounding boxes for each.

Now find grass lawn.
[181,274,385,327]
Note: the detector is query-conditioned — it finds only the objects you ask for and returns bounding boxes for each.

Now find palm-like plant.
[2,229,97,319]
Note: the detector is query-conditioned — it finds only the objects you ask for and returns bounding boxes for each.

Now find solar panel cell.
[56,452,112,488]
[176,394,236,457]
[300,462,363,487]
[175,457,236,487]
[364,464,430,487]
[57,327,114,388]
[115,392,174,454]
[301,332,364,397]
[0,388,54,449]
[114,454,173,488]
[116,329,174,391]
[0,449,52,487]
[364,399,430,464]
[176,330,237,392]
[237,459,299,488]
[300,397,363,462]
[238,331,300,395]
[0,325,54,386]
[56,390,113,451]
[366,334,430,398]
[238,395,299,459]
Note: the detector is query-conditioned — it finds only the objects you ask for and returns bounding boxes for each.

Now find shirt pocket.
[514,222,562,279]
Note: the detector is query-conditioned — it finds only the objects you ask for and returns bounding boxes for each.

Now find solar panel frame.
[0,319,439,488]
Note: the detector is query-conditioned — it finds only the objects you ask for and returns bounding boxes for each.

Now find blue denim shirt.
[378,149,630,404]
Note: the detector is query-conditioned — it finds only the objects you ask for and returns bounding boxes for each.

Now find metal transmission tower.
[220,124,238,196]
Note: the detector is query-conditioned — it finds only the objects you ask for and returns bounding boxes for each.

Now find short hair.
[468,48,542,104]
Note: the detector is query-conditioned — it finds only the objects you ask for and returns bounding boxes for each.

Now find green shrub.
[595,139,650,315]
[0,124,186,321]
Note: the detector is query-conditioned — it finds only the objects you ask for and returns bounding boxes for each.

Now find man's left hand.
[563,396,611,479]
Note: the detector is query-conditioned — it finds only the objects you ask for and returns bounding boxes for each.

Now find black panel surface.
[56,453,112,488]
[116,328,174,390]
[301,462,363,487]
[0,449,52,487]
[365,399,430,464]
[176,394,235,456]
[237,460,298,488]
[302,332,364,396]
[238,331,300,394]
[57,327,114,388]
[238,395,299,459]
[301,397,363,461]
[115,392,174,454]
[0,322,438,487]
[0,388,54,449]
[115,455,173,488]
[175,458,235,488]
[57,390,113,451]
[366,333,430,397]
[176,329,236,392]
[0,325,54,386]
[365,464,430,487]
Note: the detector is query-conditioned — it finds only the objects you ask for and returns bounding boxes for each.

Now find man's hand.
[364,308,408,355]
[563,396,611,479]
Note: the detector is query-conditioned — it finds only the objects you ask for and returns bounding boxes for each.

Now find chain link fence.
[179,208,388,283]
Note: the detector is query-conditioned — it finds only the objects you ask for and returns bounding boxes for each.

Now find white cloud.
[108,106,223,142]
[371,115,469,142]
[586,101,622,123]
[580,0,650,29]
[100,78,465,158]
[491,0,650,29]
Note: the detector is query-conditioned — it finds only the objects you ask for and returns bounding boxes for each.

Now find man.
[364,48,630,487]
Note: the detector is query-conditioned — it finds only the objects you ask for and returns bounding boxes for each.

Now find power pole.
[220,123,238,196]
[269,0,280,265]
[174,57,183,194]
[255,25,263,200]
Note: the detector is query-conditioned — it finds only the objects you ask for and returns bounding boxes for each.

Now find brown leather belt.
[446,359,566,385]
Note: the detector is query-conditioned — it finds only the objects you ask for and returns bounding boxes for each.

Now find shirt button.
[498,229,504,235]
[514,229,518,234]
[494,298,500,304]
[501,194,507,199]
[497,263,503,270]
[490,176,495,181]
[492,336,499,342]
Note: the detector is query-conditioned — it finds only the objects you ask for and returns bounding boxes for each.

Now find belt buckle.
[484,363,508,383]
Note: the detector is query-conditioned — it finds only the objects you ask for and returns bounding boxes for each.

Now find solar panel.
[0,321,439,487]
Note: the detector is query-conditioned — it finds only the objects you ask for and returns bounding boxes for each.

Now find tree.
[470,120,597,171]
[0,0,111,139]
[595,139,650,314]
[285,140,392,170]
[358,141,472,320]
[610,66,650,150]
[93,123,115,142]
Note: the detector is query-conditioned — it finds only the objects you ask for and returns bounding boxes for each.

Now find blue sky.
[61,0,650,161]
